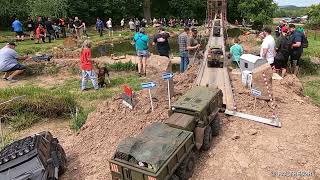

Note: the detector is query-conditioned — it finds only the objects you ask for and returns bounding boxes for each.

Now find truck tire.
[57,144,67,175]
[201,126,212,151]
[211,114,221,137]
[176,151,196,180]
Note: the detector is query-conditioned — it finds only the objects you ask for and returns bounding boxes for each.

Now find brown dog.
[97,67,110,88]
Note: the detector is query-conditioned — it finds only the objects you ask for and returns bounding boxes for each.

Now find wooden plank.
[225,109,282,128]
[223,68,234,110]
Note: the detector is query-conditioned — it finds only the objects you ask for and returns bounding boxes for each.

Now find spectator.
[288,24,304,75]
[152,27,171,58]
[178,27,191,73]
[132,28,149,76]
[230,38,244,66]
[135,18,140,32]
[73,17,82,39]
[106,18,113,37]
[45,17,54,43]
[96,17,104,37]
[141,19,146,28]
[68,17,74,34]
[129,19,135,32]
[275,26,291,77]
[26,16,35,40]
[260,26,276,67]
[275,21,283,38]
[187,28,201,58]
[120,18,125,30]
[59,17,66,38]
[52,23,61,39]
[12,18,24,41]
[80,20,88,37]
[0,42,29,82]
[80,40,99,91]
[35,24,46,44]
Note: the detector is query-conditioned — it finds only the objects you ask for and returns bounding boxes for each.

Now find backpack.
[302,34,308,48]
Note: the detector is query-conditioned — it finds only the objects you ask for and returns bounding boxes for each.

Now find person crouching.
[80,40,99,91]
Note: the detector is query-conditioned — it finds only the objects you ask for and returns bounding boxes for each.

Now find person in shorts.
[12,18,24,41]
[152,27,171,58]
[26,16,35,40]
[0,42,29,82]
[132,28,149,76]
[106,18,113,37]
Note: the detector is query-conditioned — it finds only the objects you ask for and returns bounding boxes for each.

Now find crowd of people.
[230,22,307,77]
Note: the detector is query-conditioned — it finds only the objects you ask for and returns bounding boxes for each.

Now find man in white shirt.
[106,18,113,36]
[260,26,276,67]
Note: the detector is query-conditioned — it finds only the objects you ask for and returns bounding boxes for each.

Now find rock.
[144,108,151,114]
[232,134,240,140]
[249,129,258,135]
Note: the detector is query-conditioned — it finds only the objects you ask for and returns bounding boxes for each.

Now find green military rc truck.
[109,86,223,180]
[207,45,224,68]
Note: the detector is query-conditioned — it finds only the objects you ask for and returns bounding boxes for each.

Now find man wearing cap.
[187,28,201,61]
[0,42,29,82]
[132,28,149,76]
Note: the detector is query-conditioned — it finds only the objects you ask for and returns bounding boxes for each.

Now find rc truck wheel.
[176,151,196,180]
[201,126,212,151]
[211,114,221,137]
[57,144,67,175]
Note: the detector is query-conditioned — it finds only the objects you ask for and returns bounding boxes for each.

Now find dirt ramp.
[62,65,199,180]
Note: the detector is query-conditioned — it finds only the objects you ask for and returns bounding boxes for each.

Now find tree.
[28,0,68,18]
[307,4,320,29]
[227,0,277,28]
[144,0,151,20]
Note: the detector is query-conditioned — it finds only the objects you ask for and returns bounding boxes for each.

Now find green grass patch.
[304,80,320,105]
[299,56,320,76]
[70,107,95,131]
[106,61,138,71]
[305,31,320,58]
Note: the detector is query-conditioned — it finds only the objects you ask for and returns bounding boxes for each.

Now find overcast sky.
[274,0,320,7]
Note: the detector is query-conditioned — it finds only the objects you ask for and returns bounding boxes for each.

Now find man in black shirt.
[45,17,54,43]
[288,24,303,75]
[152,27,171,58]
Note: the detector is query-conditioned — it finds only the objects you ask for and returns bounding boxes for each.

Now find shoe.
[2,78,8,81]
[7,78,18,83]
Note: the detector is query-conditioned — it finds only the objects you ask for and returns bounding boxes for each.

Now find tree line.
[0,0,278,28]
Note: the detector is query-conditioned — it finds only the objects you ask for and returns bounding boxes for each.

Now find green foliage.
[299,57,320,76]
[70,107,93,131]
[228,0,277,28]
[28,0,68,18]
[307,4,320,29]
[106,61,138,71]
[304,80,320,105]
[0,86,78,130]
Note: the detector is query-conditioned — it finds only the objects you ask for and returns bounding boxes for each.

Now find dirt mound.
[62,65,198,180]
[279,75,303,96]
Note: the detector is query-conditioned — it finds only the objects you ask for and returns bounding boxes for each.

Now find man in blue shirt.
[132,28,149,76]
[288,24,304,75]
[12,18,24,41]
[0,42,29,82]
[96,17,104,37]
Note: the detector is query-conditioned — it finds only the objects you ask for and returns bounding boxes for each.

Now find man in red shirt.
[80,40,99,91]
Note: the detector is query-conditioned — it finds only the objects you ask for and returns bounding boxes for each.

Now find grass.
[304,80,320,105]
[304,30,320,58]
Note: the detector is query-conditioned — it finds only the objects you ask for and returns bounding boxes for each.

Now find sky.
[274,0,320,7]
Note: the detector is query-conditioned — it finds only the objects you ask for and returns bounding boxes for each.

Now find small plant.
[70,107,94,131]
[106,61,138,71]
[304,80,320,105]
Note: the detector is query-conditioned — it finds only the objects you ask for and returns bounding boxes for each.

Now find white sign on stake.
[141,82,157,111]
[162,72,174,109]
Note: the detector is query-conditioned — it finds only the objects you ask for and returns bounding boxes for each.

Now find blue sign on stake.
[141,82,157,89]
[251,88,262,97]
[162,72,174,80]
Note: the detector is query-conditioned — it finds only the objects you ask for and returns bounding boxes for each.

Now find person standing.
[73,17,81,39]
[135,18,140,32]
[178,27,190,73]
[275,27,291,77]
[288,24,304,75]
[80,20,88,37]
[59,17,66,38]
[152,27,171,58]
[96,17,104,37]
[230,38,244,66]
[80,40,99,91]
[45,17,54,43]
[26,16,35,40]
[260,27,276,67]
[12,18,24,41]
[0,42,29,82]
[106,18,113,37]
[132,28,149,76]
[129,19,135,32]
[120,18,125,30]
[275,21,283,38]
[187,28,201,64]
[140,19,146,28]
